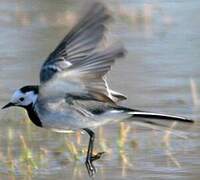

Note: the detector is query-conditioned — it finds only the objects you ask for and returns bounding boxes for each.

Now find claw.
[85,159,96,177]
[85,152,105,177]
[91,151,105,161]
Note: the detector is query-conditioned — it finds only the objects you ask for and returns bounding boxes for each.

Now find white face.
[10,90,38,106]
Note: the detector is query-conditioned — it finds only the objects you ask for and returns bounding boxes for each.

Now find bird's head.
[2,85,39,109]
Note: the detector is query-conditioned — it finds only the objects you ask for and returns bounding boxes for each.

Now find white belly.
[35,99,97,131]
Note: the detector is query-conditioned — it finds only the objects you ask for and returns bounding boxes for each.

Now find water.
[0,0,200,179]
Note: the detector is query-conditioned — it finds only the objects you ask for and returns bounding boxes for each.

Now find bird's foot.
[85,152,105,177]
[91,151,105,161]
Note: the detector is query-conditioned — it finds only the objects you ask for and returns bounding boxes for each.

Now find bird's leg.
[83,128,105,177]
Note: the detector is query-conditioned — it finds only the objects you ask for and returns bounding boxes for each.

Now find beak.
[2,102,15,109]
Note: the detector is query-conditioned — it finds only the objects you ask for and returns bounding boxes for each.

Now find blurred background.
[0,0,200,179]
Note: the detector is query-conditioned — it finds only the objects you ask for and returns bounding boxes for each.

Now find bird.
[2,2,194,177]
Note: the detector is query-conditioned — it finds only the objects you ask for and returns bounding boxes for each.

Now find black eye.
[19,97,24,101]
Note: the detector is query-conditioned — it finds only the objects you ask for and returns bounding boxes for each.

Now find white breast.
[34,98,95,131]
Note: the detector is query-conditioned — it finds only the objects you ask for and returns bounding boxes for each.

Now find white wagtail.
[2,2,194,177]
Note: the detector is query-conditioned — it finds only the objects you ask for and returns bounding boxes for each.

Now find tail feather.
[117,107,194,126]
[130,111,194,123]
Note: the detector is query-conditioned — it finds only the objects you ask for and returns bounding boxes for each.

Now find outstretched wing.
[39,44,126,103]
[40,2,111,83]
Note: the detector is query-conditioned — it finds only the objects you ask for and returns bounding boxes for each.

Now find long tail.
[131,110,194,123]
[118,107,194,127]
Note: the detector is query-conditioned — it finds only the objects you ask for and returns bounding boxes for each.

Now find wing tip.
[109,90,127,102]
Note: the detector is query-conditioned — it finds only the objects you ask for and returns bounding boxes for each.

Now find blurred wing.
[40,2,111,83]
[39,45,126,103]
